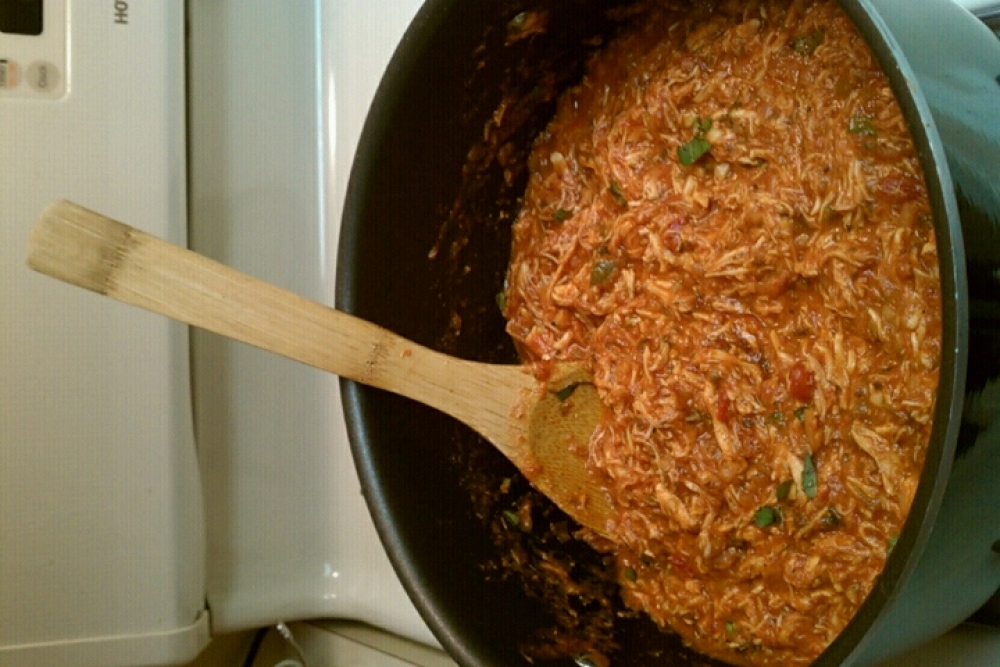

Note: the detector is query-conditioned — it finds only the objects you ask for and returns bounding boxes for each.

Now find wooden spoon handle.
[26,200,531,450]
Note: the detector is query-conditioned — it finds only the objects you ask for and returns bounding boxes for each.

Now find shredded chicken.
[501,1,941,665]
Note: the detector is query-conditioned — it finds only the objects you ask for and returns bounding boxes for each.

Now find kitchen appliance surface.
[1,1,998,666]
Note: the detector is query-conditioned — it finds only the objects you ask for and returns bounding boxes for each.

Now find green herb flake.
[495,291,507,311]
[802,453,818,500]
[848,116,878,136]
[696,116,713,134]
[624,567,638,582]
[555,383,579,402]
[609,179,628,208]
[553,208,573,222]
[502,509,520,528]
[685,409,710,423]
[754,506,776,528]
[776,480,793,502]
[590,258,617,286]
[767,410,786,426]
[789,29,825,56]
[794,406,807,422]
[677,136,711,166]
[725,620,736,635]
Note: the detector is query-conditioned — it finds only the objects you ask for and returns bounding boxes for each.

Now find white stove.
[1,1,998,666]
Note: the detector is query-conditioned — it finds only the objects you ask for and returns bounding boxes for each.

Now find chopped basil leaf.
[849,116,877,136]
[495,291,507,310]
[776,480,793,502]
[821,506,842,528]
[685,409,710,423]
[555,383,579,402]
[802,453,818,499]
[502,509,520,527]
[553,208,573,222]
[767,410,785,426]
[726,620,736,635]
[678,136,711,166]
[696,116,713,134]
[754,506,776,527]
[624,567,638,582]
[794,406,807,422]
[591,258,617,286]
[609,179,628,207]
[789,29,825,56]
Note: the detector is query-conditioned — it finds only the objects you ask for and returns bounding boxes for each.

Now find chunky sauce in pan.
[501,1,941,664]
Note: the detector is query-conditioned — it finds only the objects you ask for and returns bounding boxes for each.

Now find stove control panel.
[0,0,66,98]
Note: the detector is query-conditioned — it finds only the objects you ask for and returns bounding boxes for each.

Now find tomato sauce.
[501,1,941,664]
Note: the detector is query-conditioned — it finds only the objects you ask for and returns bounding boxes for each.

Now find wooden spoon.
[26,200,613,534]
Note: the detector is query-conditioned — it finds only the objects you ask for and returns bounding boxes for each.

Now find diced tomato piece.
[669,551,690,575]
[717,388,732,422]
[788,362,815,402]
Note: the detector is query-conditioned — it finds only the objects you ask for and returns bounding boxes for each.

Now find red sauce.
[501,1,941,664]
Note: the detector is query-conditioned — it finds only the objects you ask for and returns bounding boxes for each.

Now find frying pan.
[337,1,1000,664]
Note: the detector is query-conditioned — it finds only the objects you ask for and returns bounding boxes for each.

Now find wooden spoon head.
[519,363,614,536]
